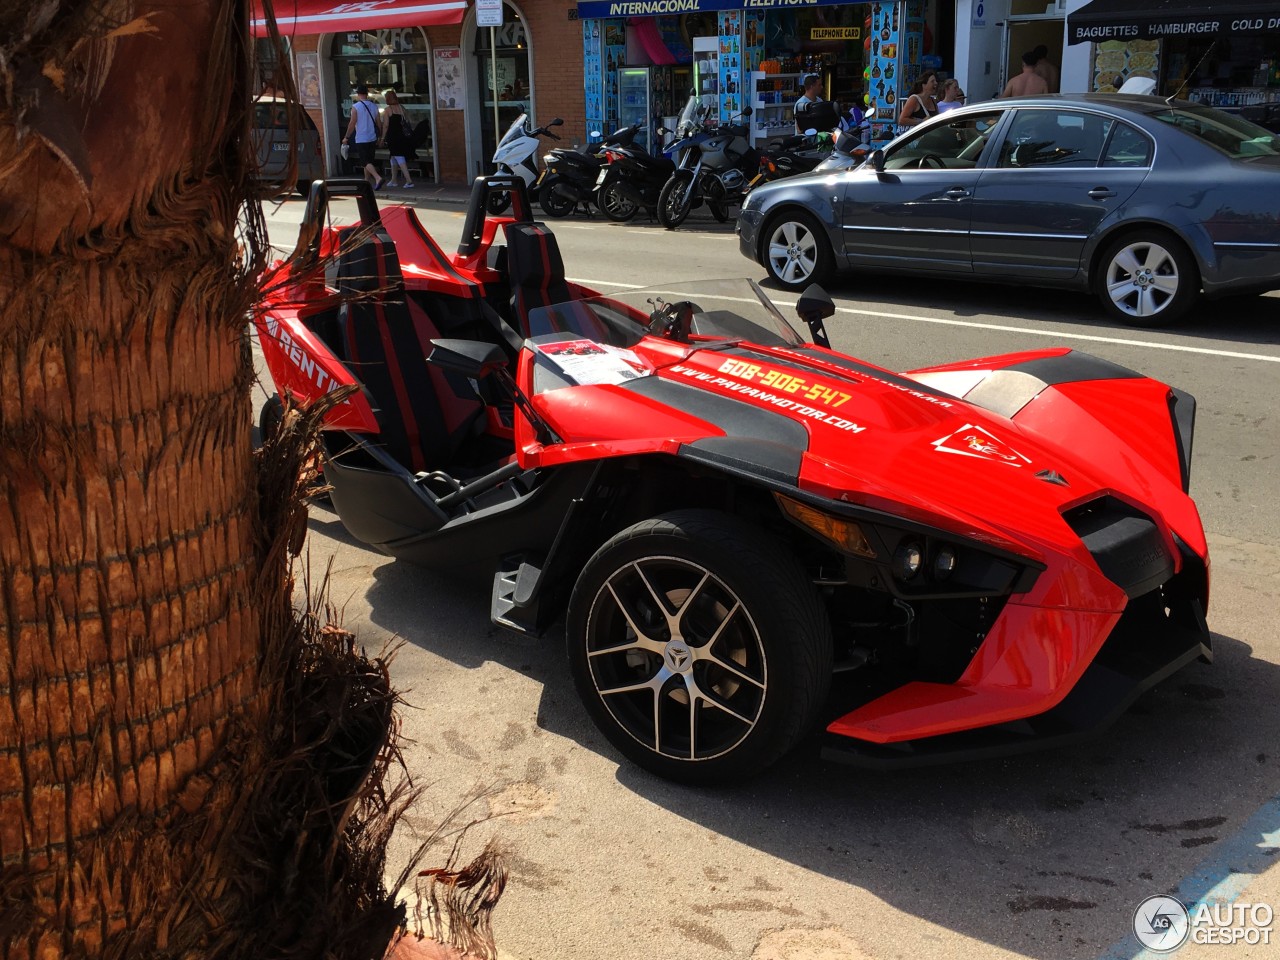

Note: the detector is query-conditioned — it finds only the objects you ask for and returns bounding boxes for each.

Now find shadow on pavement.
[759,271,1280,348]
[359,550,1280,960]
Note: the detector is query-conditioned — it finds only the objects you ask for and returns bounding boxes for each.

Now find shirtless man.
[1000,52,1050,98]
[1032,44,1060,94]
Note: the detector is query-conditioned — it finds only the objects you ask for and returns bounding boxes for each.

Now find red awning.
[251,1,468,38]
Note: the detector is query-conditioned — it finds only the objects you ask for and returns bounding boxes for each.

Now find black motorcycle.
[657,95,757,229]
[536,123,640,219]
[748,131,832,190]
[594,130,676,222]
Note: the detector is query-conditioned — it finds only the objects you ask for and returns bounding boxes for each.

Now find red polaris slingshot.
[254,177,1211,784]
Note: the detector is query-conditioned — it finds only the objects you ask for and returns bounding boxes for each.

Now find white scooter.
[489,113,564,214]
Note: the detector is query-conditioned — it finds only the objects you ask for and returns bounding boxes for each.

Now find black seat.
[336,228,486,473]
[503,221,611,343]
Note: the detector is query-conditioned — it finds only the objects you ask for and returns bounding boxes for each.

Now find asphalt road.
[257,196,1280,960]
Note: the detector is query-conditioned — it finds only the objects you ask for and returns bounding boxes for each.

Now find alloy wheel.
[1105,240,1182,320]
[768,220,818,285]
[583,555,767,761]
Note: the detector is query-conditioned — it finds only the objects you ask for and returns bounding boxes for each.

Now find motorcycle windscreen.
[496,114,530,151]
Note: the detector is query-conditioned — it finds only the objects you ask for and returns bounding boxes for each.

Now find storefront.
[952,0,1071,105]
[574,1,946,149]
[1066,0,1280,125]
[250,1,585,184]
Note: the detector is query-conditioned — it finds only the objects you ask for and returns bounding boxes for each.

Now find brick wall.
[523,2,587,151]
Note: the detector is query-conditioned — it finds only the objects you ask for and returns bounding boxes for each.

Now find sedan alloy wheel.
[763,211,832,291]
[1098,232,1198,327]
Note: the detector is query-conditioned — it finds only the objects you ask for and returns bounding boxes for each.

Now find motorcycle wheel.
[486,191,512,215]
[657,176,694,230]
[597,181,639,222]
[705,179,730,223]
[539,177,576,219]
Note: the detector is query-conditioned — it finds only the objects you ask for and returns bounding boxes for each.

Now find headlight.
[934,546,957,580]
[893,541,923,581]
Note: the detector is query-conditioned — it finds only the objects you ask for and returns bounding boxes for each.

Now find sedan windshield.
[1151,104,1280,160]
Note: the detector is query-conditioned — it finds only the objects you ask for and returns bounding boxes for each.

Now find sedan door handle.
[1088,187,1116,200]
[946,186,970,199]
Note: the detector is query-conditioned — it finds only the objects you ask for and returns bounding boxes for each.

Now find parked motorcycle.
[535,124,642,219]
[657,95,757,229]
[595,127,676,222]
[489,113,563,214]
[812,126,873,173]
[748,131,832,190]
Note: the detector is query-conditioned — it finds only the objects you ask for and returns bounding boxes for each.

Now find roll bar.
[457,174,535,258]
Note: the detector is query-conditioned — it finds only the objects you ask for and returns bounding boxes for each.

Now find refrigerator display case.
[617,67,654,153]
[693,36,719,126]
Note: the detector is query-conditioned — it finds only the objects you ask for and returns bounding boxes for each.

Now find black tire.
[760,209,834,291]
[657,175,694,229]
[1095,229,1199,328]
[257,393,284,449]
[486,191,511,215]
[538,177,576,218]
[596,180,639,222]
[708,200,730,222]
[566,509,833,784]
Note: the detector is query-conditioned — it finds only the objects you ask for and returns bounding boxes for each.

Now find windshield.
[526,279,805,352]
[497,114,529,149]
[676,96,702,137]
[1152,104,1280,160]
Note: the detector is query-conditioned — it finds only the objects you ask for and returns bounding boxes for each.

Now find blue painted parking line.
[1096,795,1280,959]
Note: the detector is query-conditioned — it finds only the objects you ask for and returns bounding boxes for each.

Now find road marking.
[567,278,1280,364]
[1094,794,1280,960]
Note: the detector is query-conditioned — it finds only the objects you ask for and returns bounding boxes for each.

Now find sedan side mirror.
[551,117,565,127]
[795,283,835,349]
[870,148,886,173]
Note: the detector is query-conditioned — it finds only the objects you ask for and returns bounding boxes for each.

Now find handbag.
[340,142,350,160]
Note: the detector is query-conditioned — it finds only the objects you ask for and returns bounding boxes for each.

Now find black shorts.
[350,141,376,166]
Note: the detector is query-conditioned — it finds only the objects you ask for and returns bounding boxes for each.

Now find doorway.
[466,3,533,178]
[1000,12,1063,93]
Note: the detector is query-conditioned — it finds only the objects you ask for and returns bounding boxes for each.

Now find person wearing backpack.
[341,84,384,190]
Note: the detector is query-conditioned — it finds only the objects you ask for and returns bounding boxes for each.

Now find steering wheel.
[919,154,945,169]
[648,299,697,343]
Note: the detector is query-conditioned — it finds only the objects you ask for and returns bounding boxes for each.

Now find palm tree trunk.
[2,5,506,957]
[1,1,273,954]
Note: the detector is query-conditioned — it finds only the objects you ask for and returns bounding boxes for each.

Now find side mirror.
[551,118,565,127]
[795,283,835,349]
[742,106,753,117]
[871,148,886,173]
[428,339,506,379]
[656,126,668,136]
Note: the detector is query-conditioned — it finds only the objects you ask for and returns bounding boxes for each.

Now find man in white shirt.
[793,74,823,133]
[342,84,384,189]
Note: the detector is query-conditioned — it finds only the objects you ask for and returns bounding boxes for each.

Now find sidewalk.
[376,181,474,205]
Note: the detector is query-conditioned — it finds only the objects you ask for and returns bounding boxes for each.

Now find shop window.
[331,28,434,178]
[254,36,291,96]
